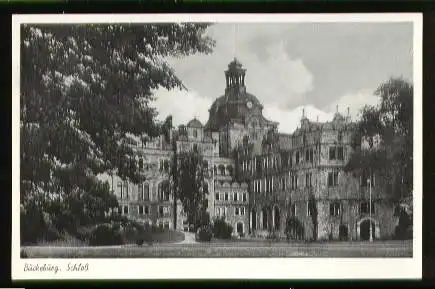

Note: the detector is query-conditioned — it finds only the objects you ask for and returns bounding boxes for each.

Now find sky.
[152,22,413,134]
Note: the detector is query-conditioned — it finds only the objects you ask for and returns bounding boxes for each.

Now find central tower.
[225,58,246,96]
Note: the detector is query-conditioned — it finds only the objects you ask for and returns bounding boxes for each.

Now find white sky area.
[152,22,413,134]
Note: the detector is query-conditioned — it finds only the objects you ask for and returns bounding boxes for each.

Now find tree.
[345,77,413,201]
[20,23,215,239]
[170,149,208,230]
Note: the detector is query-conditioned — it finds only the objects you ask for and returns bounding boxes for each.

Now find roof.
[187,118,203,128]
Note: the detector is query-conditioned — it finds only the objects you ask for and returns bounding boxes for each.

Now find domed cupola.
[225,58,246,95]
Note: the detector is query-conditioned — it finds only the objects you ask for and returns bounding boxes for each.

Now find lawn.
[21,240,412,258]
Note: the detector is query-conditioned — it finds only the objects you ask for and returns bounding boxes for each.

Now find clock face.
[246,101,253,109]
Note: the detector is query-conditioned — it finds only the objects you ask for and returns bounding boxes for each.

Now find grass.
[21,240,412,258]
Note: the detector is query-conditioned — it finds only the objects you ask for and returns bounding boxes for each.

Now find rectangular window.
[234,192,238,202]
[123,205,129,215]
[337,146,344,160]
[305,150,310,162]
[360,202,375,214]
[139,205,144,215]
[117,181,123,198]
[291,204,296,216]
[291,174,298,190]
[306,173,312,188]
[295,151,300,164]
[117,207,122,215]
[330,202,342,216]
[243,193,247,202]
[225,192,229,201]
[164,221,170,229]
[145,206,149,215]
[124,181,129,199]
[328,171,339,187]
[281,178,286,190]
[235,207,240,215]
[159,206,164,217]
[241,207,245,215]
[329,147,336,160]
[216,193,220,201]
[307,201,315,217]
[310,149,314,163]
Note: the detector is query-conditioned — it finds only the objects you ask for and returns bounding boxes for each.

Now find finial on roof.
[347,107,350,116]
[317,115,319,122]
[302,107,305,118]
[336,104,339,113]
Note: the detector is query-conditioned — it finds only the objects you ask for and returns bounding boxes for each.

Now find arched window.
[158,180,170,201]
[139,183,150,201]
[219,165,226,175]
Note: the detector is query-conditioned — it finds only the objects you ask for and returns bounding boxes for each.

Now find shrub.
[20,249,28,258]
[21,203,48,245]
[89,223,124,246]
[212,217,233,239]
[285,216,305,241]
[196,226,213,242]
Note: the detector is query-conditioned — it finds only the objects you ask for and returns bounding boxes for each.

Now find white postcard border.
[11,13,423,280]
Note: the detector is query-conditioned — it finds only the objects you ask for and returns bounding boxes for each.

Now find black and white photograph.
[12,14,422,279]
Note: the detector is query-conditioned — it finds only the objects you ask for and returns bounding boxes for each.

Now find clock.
[246,101,253,109]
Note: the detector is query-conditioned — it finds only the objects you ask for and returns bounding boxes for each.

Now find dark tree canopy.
[344,77,413,200]
[20,23,215,237]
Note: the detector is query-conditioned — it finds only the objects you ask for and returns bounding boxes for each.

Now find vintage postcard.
[12,13,422,279]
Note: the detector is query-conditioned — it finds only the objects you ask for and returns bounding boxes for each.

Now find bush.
[212,217,233,239]
[89,223,124,246]
[21,203,49,245]
[285,216,305,241]
[196,226,213,242]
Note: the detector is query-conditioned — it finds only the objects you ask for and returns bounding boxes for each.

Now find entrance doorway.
[262,207,268,230]
[274,206,280,230]
[360,219,375,241]
[237,222,244,236]
[251,209,257,230]
[339,224,349,241]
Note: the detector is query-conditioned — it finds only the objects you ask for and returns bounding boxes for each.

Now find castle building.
[99,58,398,241]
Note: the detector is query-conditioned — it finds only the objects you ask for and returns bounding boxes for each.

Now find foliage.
[196,226,213,242]
[212,217,233,239]
[170,149,208,230]
[393,206,413,240]
[344,77,413,201]
[89,223,124,246]
[285,216,305,241]
[20,23,214,237]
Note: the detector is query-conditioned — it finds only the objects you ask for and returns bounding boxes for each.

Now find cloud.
[153,88,212,127]
[324,90,380,121]
[263,105,334,134]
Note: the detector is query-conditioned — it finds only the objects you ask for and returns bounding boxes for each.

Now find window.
[291,204,296,216]
[328,171,339,187]
[281,178,286,190]
[337,146,344,160]
[117,181,123,198]
[224,192,229,201]
[234,192,238,202]
[360,201,375,214]
[310,149,314,163]
[123,205,129,215]
[307,200,315,216]
[159,159,164,171]
[158,181,170,201]
[139,158,144,170]
[329,147,336,160]
[243,193,247,202]
[193,143,198,153]
[240,207,245,215]
[330,202,342,216]
[291,174,298,190]
[295,151,300,164]
[235,207,240,215]
[123,181,129,199]
[305,150,310,162]
[193,129,198,138]
[338,131,343,142]
[145,206,149,215]
[159,206,164,217]
[117,207,122,215]
[138,183,150,201]
[215,193,220,201]
[164,221,170,229]
[306,173,312,188]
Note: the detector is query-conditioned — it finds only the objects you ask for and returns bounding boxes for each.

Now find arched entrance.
[251,209,257,230]
[262,207,268,230]
[339,224,349,241]
[360,219,376,241]
[274,206,280,230]
[236,222,244,235]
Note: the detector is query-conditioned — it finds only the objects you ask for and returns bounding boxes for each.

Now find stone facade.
[99,58,400,240]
